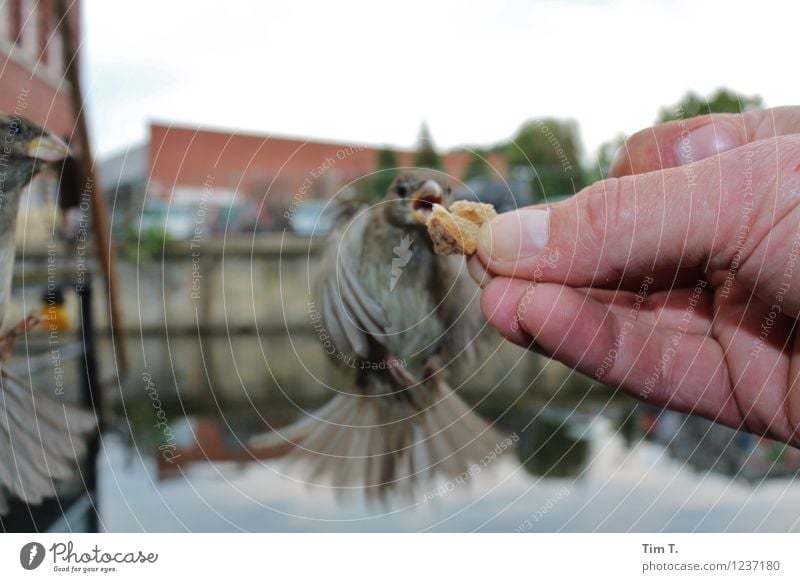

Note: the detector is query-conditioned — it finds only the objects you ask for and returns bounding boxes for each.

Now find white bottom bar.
[1,533,798,580]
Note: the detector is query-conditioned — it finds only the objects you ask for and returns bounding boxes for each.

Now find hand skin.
[471,106,800,446]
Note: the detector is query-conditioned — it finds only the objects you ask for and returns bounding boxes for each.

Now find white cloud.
[84,0,799,162]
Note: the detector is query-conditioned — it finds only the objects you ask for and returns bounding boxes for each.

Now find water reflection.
[86,335,800,532]
[514,408,592,478]
[641,408,800,482]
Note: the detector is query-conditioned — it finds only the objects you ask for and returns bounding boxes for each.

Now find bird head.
[383,170,453,228]
[0,113,70,193]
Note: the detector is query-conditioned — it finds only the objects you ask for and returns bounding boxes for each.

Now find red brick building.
[147,123,507,202]
[0,0,80,137]
[104,122,509,232]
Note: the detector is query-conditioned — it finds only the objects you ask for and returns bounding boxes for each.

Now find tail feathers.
[248,392,350,452]
[0,371,97,510]
[249,380,507,500]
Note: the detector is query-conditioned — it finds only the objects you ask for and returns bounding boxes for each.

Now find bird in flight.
[251,170,508,499]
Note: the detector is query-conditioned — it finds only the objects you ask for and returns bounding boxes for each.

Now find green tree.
[413,122,442,169]
[505,118,585,202]
[372,147,399,196]
[461,149,493,182]
[658,88,763,122]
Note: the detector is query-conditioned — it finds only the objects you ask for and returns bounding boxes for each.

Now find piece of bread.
[426,200,497,255]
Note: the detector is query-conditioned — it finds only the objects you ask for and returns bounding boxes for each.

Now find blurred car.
[139,203,195,240]
[453,178,535,213]
[289,200,336,237]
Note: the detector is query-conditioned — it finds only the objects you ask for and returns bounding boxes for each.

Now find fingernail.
[467,255,492,288]
[675,123,739,165]
[478,208,550,262]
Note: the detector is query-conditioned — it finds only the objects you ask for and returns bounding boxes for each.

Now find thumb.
[476,138,783,287]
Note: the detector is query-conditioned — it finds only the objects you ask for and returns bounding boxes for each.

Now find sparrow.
[0,113,96,514]
[251,170,506,499]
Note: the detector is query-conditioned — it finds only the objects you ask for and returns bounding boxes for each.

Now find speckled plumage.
[358,207,445,375]
[251,171,505,499]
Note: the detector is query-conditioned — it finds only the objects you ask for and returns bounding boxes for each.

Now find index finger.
[610,106,800,177]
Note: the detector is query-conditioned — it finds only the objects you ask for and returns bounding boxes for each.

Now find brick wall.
[0,0,80,137]
[147,123,508,206]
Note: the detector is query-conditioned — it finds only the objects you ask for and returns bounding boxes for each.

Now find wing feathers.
[249,377,510,500]
[0,370,96,512]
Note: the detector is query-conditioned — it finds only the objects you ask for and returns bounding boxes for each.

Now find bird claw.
[386,356,420,388]
[423,356,443,380]
[0,313,43,361]
[385,355,446,389]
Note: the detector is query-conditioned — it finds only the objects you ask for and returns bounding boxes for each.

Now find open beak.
[26,133,71,163]
[409,179,444,223]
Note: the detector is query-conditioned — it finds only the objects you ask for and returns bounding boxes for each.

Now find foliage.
[505,118,585,201]
[658,88,763,122]
[461,149,493,182]
[119,225,175,261]
[413,122,442,169]
[588,133,626,183]
[371,147,399,197]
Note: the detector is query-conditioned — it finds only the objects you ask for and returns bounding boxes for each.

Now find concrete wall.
[12,235,594,405]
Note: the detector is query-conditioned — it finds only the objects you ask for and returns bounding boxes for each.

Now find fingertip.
[476,207,550,269]
[467,255,492,288]
[607,140,631,178]
[608,127,672,178]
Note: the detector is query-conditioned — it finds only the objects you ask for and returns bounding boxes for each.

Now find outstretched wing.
[317,208,390,362]
[0,370,97,513]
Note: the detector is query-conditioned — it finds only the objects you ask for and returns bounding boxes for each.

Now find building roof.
[145,122,508,200]
[100,144,148,191]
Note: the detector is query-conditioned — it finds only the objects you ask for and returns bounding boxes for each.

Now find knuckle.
[578,178,622,242]
[776,134,800,180]
[575,177,628,279]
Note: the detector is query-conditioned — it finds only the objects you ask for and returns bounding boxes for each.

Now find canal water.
[10,324,800,532]
[18,333,800,532]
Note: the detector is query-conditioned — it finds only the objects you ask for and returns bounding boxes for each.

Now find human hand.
[470,106,800,446]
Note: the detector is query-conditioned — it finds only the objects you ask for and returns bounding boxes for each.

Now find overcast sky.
[84,0,798,162]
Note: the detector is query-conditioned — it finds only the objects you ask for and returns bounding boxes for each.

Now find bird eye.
[9,124,21,136]
[396,184,408,197]
[446,186,452,194]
